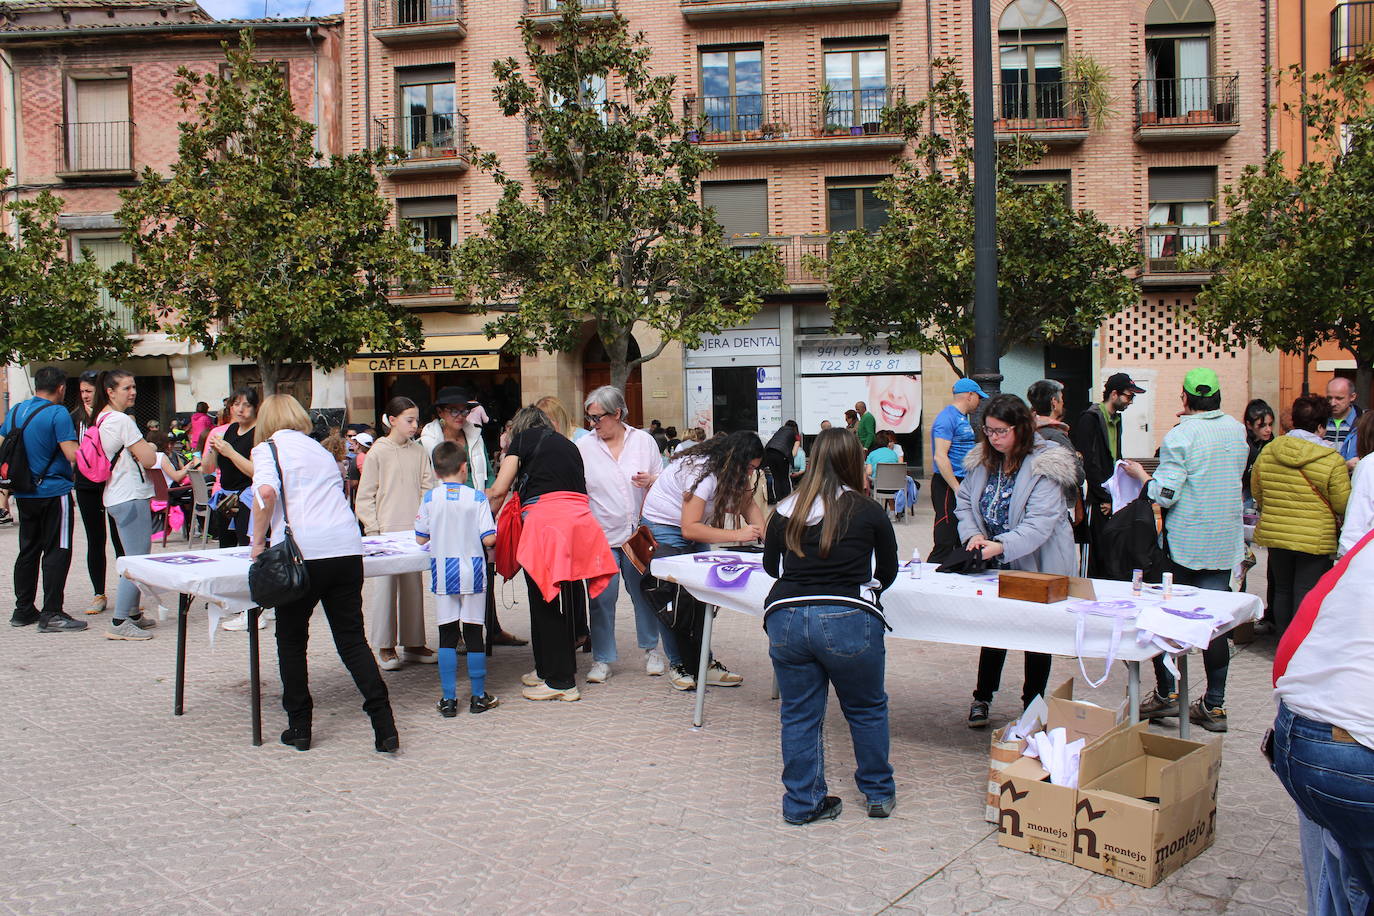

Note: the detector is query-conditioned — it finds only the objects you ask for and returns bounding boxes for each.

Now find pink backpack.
[76,413,116,483]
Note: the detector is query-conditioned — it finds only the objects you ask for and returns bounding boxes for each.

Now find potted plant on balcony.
[760,122,791,140]
[1065,53,1116,130]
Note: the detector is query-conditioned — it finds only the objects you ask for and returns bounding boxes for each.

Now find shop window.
[231,364,313,407]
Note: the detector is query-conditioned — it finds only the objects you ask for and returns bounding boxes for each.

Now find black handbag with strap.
[248,440,311,608]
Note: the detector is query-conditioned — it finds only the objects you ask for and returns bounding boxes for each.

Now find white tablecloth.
[650,553,1263,662]
[117,533,430,637]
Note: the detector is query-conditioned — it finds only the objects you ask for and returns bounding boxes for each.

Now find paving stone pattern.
[0,504,1302,914]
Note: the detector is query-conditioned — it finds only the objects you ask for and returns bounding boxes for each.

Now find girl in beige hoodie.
[356,396,436,669]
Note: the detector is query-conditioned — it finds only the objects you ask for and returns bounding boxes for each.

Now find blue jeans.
[1151,562,1233,708]
[1272,703,1374,915]
[106,498,152,618]
[643,522,706,669]
[766,603,894,822]
[587,546,681,665]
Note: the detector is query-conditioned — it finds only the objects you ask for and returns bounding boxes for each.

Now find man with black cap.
[1072,372,1146,577]
[419,387,528,646]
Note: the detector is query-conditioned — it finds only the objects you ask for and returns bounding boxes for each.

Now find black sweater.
[762,492,899,622]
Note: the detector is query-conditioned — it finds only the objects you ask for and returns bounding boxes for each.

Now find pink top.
[189,412,214,452]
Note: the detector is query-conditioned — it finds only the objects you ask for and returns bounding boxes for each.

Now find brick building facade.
[0,1,344,428]
[341,0,1278,462]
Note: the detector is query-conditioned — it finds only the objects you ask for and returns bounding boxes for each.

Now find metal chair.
[872,462,910,521]
[147,467,172,545]
[187,471,212,547]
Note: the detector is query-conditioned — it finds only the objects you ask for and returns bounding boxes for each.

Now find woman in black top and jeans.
[762,428,899,825]
[202,387,259,549]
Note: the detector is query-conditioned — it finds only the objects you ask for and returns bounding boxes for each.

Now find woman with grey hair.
[576,386,680,681]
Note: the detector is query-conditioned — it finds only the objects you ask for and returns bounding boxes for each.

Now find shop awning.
[128,334,204,358]
[347,334,509,374]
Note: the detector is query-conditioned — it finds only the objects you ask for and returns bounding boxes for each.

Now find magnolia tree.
[0,173,129,366]
[813,62,1138,376]
[1188,49,1374,398]
[110,34,436,400]
[452,1,784,392]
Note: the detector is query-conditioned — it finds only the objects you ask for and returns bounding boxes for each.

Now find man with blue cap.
[930,377,987,560]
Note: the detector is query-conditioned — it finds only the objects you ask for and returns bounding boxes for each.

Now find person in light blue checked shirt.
[1124,367,1248,734]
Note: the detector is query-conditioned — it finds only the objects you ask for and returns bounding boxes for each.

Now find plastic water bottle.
[910,547,922,580]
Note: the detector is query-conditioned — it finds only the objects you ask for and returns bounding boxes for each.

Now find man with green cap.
[1123,367,1248,733]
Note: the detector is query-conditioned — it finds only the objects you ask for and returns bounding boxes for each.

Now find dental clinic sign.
[686,329,782,361]
[796,336,921,375]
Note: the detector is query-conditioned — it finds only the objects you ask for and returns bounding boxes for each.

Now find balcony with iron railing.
[1133,75,1239,142]
[371,0,466,45]
[1139,223,1225,286]
[371,111,469,176]
[1332,2,1374,66]
[992,80,1088,145]
[683,88,904,157]
[523,0,617,30]
[726,234,830,290]
[56,121,134,179]
[680,0,899,22]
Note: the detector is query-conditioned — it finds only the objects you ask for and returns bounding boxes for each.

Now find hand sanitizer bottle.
[910,547,922,579]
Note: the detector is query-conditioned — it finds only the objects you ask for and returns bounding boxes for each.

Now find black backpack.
[0,401,60,494]
[1096,494,1165,583]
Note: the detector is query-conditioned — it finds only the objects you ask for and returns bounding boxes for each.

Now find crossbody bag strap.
[1296,467,1338,520]
[17,401,61,482]
[268,439,292,535]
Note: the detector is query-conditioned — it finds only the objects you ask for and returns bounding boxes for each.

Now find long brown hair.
[978,394,1037,474]
[674,430,764,527]
[782,428,866,558]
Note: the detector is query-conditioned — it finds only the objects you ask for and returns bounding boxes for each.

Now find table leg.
[174,593,190,716]
[1178,653,1191,740]
[692,606,716,729]
[248,607,263,747]
[1127,661,1140,724]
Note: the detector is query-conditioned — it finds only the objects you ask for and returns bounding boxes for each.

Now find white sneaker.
[669,666,696,691]
[521,670,545,687]
[222,612,267,631]
[378,649,404,671]
[587,662,611,684]
[705,659,743,687]
[645,649,666,677]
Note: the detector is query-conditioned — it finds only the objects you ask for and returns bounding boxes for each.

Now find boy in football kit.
[415,442,498,716]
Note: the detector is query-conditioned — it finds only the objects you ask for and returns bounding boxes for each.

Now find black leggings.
[974,648,1053,709]
[438,621,485,654]
[74,486,110,595]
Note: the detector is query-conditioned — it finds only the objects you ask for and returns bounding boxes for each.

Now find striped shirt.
[414,482,496,596]
[1147,410,1248,572]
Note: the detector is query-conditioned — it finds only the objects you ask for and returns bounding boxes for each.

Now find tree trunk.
[607,329,631,394]
[259,359,282,402]
[1357,360,1373,414]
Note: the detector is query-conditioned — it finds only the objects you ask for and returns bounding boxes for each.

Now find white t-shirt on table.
[99,410,153,507]
[640,457,718,528]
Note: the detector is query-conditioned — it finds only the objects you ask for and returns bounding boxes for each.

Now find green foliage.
[1065,54,1117,131]
[1188,47,1374,395]
[0,172,130,365]
[813,61,1138,376]
[109,33,434,401]
[452,0,785,391]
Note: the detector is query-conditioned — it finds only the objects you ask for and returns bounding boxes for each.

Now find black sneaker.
[786,795,843,825]
[469,693,500,714]
[10,612,39,628]
[968,700,991,728]
[38,613,88,633]
[0,509,13,526]
[867,797,896,818]
[437,698,459,718]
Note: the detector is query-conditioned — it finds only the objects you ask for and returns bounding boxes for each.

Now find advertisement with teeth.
[796,337,922,435]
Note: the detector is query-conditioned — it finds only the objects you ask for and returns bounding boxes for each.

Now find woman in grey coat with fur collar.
[954,394,1079,728]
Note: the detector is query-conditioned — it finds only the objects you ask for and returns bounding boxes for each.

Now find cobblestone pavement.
[0,503,1302,915]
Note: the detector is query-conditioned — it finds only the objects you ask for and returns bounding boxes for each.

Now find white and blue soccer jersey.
[414,483,497,596]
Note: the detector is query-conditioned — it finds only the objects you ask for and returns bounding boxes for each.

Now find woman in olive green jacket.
[1253,395,1351,636]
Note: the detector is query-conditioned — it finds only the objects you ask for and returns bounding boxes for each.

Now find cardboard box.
[1071,722,1222,888]
[993,757,1077,863]
[998,570,1069,603]
[984,679,1127,822]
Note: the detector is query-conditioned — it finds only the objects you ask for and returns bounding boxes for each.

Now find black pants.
[1266,547,1332,637]
[1084,503,1114,579]
[74,485,110,595]
[438,621,485,653]
[764,449,793,503]
[216,506,252,550]
[273,554,393,734]
[12,494,75,622]
[930,474,963,562]
[974,648,1053,709]
[526,576,584,690]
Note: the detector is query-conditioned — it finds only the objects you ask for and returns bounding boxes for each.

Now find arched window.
[1143,0,1216,119]
[998,0,1068,122]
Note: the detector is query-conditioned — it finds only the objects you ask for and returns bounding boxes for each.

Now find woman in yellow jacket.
[1253,394,1351,637]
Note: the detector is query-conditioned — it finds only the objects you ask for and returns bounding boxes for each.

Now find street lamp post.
[970,0,1002,398]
